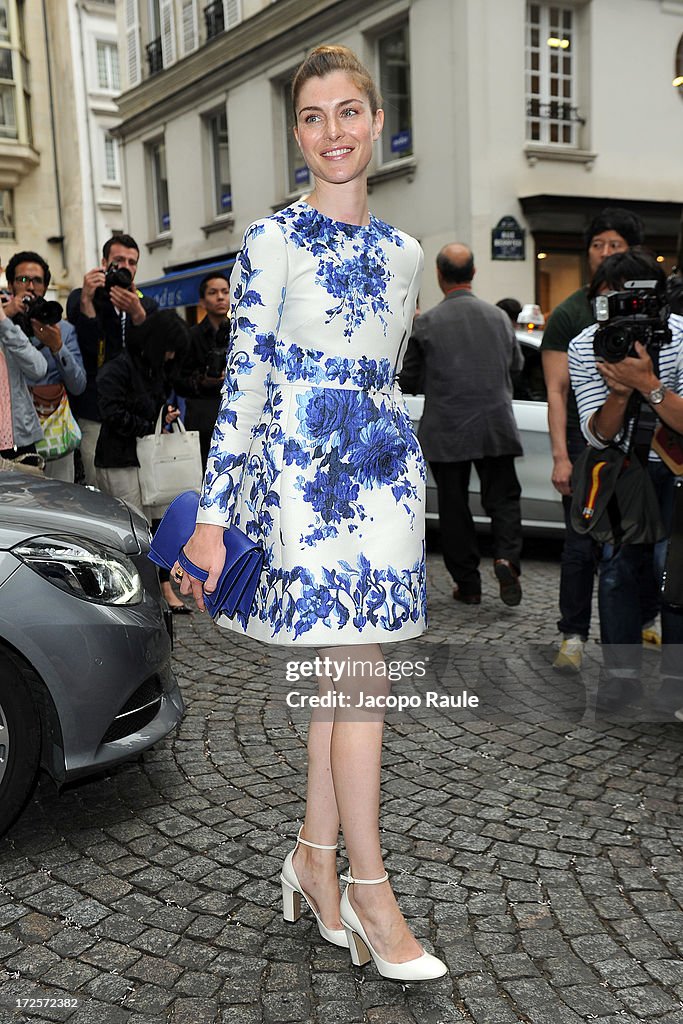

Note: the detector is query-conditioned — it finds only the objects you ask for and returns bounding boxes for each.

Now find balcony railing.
[204,0,225,40]
[146,37,163,77]
[526,99,586,125]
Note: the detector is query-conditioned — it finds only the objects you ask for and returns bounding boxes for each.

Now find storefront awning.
[138,258,236,309]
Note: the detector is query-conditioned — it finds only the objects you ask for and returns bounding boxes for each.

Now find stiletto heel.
[280,827,348,948]
[340,871,448,982]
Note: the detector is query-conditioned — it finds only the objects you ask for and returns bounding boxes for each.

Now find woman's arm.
[180,219,287,610]
[197,218,287,528]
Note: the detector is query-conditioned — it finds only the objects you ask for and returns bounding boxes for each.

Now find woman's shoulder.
[241,213,288,248]
[371,217,423,265]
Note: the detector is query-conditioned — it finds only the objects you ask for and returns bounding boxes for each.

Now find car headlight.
[12,535,143,605]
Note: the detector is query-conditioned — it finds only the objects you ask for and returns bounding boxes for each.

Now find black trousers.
[430,456,523,596]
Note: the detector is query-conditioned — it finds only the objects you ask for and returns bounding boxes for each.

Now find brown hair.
[291,44,382,119]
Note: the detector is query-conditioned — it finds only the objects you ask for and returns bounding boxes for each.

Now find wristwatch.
[647,384,667,405]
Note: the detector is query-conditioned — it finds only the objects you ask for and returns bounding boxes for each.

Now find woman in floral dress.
[175,45,447,982]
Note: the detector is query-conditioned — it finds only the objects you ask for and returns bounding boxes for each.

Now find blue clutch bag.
[148,490,264,620]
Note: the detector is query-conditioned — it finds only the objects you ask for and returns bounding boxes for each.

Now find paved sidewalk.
[1,545,683,1023]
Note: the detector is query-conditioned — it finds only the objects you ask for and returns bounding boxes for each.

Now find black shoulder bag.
[570,393,664,546]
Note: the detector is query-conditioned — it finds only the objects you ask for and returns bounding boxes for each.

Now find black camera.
[20,294,63,326]
[592,279,672,363]
[104,263,133,291]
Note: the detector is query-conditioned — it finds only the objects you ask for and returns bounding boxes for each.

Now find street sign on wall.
[492,216,526,261]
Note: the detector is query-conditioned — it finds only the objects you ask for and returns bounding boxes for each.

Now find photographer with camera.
[174,273,230,468]
[0,266,48,466]
[4,251,85,481]
[568,248,683,716]
[67,234,158,485]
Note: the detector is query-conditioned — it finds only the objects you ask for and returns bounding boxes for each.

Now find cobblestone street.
[2,540,683,1024]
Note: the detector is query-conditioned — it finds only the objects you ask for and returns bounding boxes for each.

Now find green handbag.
[34,387,82,461]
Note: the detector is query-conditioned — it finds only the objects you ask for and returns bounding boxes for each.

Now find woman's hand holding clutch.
[172,523,227,613]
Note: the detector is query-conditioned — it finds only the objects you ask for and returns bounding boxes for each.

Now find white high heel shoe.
[280,827,348,948]
[340,871,448,982]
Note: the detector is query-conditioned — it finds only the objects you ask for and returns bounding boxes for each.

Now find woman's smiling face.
[294,70,384,187]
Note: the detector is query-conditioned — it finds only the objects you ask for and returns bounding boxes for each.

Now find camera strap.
[626,348,660,467]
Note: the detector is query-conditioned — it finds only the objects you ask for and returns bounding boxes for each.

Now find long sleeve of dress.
[197,218,287,527]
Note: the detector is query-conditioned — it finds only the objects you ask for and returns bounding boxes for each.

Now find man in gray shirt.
[400,243,524,606]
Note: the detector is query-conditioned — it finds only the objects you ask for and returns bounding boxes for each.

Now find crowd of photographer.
[0,233,231,613]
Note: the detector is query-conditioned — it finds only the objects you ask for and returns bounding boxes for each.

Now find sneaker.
[493,559,522,606]
[641,624,662,648]
[553,635,585,673]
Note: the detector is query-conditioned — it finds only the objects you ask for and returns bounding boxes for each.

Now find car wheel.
[0,650,41,836]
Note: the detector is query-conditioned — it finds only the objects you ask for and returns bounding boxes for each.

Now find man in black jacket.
[67,234,158,484]
[175,273,230,467]
[400,243,524,607]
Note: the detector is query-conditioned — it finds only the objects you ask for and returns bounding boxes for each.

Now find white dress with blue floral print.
[196,199,426,645]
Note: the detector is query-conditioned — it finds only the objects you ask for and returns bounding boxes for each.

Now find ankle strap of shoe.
[296,826,338,851]
[340,871,389,885]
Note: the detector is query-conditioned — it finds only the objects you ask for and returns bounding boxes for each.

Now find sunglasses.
[15,275,44,285]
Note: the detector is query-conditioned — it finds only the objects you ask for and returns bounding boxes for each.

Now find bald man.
[400,243,525,607]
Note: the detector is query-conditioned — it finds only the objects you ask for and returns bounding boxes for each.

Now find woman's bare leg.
[292,644,424,959]
[290,674,342,930]
[328,644,423,962]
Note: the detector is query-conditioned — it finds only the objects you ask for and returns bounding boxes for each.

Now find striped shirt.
[568,313,683,461]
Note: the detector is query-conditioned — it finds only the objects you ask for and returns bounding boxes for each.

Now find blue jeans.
[558,432,597,639]
[599,461,683,679]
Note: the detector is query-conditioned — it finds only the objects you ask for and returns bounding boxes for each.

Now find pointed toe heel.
[340,872,448,983]
[280,827,348,948]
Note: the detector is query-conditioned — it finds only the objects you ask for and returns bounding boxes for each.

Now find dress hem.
[214,615,427,647]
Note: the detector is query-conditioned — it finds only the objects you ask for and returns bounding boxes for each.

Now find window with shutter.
[160,0,176,68]
[182,0,198,55]
[125,0,141,87]
[224,0,241,30]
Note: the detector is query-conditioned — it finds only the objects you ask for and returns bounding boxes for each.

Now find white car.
[403,329,564,535]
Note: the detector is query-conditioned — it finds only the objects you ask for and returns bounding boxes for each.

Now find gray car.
[0,472,184,835]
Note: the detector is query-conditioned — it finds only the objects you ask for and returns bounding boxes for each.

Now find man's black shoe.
[452,586,481,605]
[595,675,642,714]
[494,559,522,607]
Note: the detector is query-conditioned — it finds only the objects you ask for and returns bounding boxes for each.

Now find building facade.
[0,0,121,301]
[115,0,683,315]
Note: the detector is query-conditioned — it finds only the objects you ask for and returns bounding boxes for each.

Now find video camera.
[592,279,671,363]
